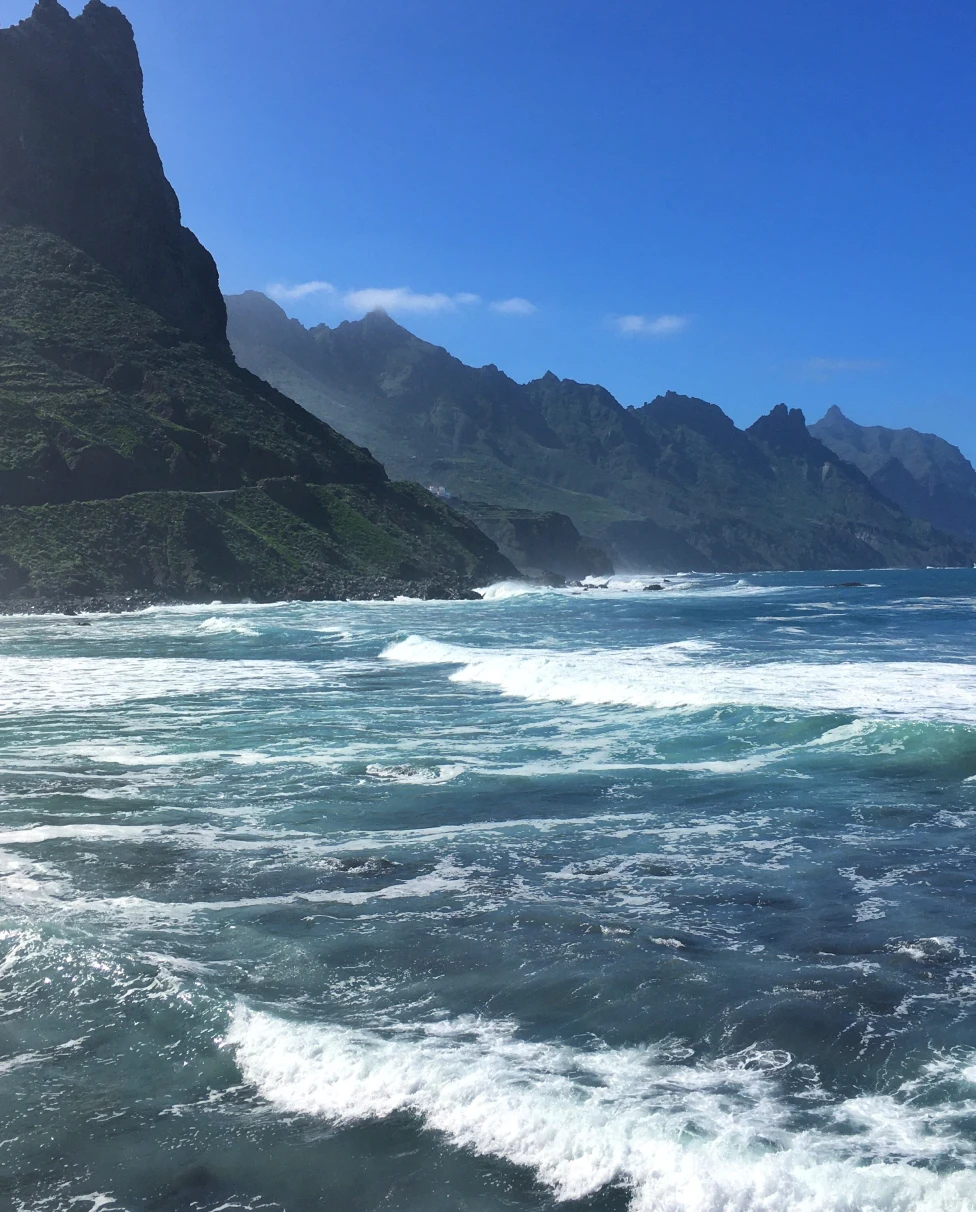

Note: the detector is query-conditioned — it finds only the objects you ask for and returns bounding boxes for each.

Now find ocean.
[2,569,975,1212]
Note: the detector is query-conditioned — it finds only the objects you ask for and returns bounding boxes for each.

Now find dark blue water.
[1,570,975,1211]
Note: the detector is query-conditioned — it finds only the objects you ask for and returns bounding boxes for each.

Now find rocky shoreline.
[0,573,488,616]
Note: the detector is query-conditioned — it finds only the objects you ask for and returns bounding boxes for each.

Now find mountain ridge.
[227,291,975,573]
[810,406,976,542]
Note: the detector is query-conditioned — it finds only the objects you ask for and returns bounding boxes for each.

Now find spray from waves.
[473,575,804,600]
[381,637,976,726]
[226,1007,976,1211]
[196,616,260,637]
[475,580,556,602]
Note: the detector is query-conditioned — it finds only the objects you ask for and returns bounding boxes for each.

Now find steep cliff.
[0,0,227,349]
[0,2,514,605]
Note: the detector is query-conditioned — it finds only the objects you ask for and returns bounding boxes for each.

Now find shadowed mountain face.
[227,292,976,572]
[811,406,976,542]
[0,0,227,350]
[0,2,513,605]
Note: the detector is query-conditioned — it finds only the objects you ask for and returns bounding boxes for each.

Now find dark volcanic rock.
[0,0,227,350]
[748,403,821,460]
[459,504,613,580]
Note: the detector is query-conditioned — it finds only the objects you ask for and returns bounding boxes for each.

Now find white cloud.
[802,357,889,378]
[613,313,689,338]
[490,297,538,316]
[343,287,481,315]
[267,281,537,320]
[267,280,336,302]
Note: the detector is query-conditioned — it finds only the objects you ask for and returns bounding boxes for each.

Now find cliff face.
[456,505,614,580]
[0,0,227,350]
[0,1,515,604]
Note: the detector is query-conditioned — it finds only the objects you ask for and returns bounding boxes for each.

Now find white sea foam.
[366,763,466,784]
[196,616,260,637]
[382,637,976,725]
[0,823,163,846]
[0,656,335,716]
[0,848,471,922]
[227,1007,976,1211]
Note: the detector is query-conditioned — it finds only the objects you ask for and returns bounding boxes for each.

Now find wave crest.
[226,1006,976,1210]
[381,637,976,724]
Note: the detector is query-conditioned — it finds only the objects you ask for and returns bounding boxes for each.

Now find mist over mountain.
[227,291,975,573]
[0,0,512,606]
[811,406,976,543]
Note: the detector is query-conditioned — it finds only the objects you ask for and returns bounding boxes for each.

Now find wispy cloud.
[267,280,336,302]
[269,280,539,321]
[613,313,689,338]
[489,297,538,316]
[802,357,889,378]
[343,287,481,315]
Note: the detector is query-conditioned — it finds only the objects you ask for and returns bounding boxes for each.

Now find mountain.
[0,1,513,607]
[0,0,226,350]
[810,406,976,542]
[225,292,633,528]
[226,292,975,573]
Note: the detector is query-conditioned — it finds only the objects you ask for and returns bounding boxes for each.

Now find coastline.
[0,574,488,616]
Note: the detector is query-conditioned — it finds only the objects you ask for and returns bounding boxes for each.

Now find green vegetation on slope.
[0,228,512,602]
[0,226,381,505]
[0,480,505,604]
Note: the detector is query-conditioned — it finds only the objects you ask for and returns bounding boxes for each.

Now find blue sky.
[6,0,976,456]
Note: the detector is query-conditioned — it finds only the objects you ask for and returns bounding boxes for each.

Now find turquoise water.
[1,570,976,1211]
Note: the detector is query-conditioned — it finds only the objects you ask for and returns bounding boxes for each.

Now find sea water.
[1,569,975,1212]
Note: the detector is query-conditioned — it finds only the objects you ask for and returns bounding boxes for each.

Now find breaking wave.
[227,1006,976,1211]
[382,637,976,725]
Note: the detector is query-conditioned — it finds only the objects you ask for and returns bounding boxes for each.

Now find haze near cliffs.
[227,291,976,575]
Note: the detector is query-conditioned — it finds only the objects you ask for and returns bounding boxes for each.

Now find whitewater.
[1,570,975,1212]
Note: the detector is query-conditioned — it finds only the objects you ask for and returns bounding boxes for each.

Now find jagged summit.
[637,391,740,437]
[0,0,227,348]
[29,0,69,18]
[227,292,976,572]
[811,406,976,541]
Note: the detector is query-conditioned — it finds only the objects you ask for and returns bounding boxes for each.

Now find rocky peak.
[0,0,228,350]
[747,403,813,456]
[637,391,738,435]
[30,0,72,22]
